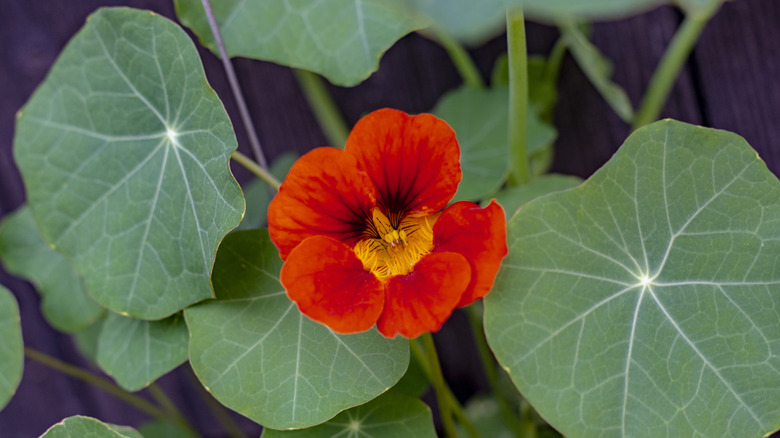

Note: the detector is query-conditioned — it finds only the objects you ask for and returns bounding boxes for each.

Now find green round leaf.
[407,0,506,45]
[432,86,556,203]
[0,206,104,332]
[96,312,188,391]
[485,120,780,437]
[41,416,142,438]
[187,230,409,430]
[490,174,583,218]
[261,391,436,438]
[14,7,244,320]
[138,420,196,438]
[73,317,105,365]
[0,285,23,411]
[174,0,422,87]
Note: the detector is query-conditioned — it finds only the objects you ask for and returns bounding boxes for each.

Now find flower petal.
[268,147,377,260]
[345,108,461,216]
[433,200,507,307]
[281,235,385,334]
[377,252,470,338]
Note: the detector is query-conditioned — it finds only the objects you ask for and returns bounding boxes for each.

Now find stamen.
[353,208,437,279]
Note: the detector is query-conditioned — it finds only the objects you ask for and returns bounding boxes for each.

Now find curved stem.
[201,0,269,169]
[506,7,530,186]
[294,69,349,148]
[432,27,485,88]
[24,347,166,421]
[632,1,722,129]
[409,340,481,438]
[420,333,457,437]
[466,305,528,438]
[231,150,281,190]
[147,383,200,437]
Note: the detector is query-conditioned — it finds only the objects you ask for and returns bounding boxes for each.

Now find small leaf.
[485,120,780,437]
[237,153,298,231]
[96,312,188,391]
[0,206,104,332]
[14,8,245,319]
[73,317,105,365]
[40,416,142,438]
[559,21,634,122]
[174,0,422,86]
[489,174,583,218]
[261,391,437,438]
[433,86,556,202]
[187,230,409,430]
[0,285,23,411]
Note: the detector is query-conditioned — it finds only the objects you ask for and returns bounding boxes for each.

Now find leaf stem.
[231,150,281,190]
[466,305,529,438]
[420,333,458,437]
[147,383,200,437]
[409,339,481,438]
[186,366,247,438]
[631,1,722,129]
[24,347,166,421]
[293,69,349,148]
[506,6,530,186]
[432,27,485,88]
[200,0,269,169]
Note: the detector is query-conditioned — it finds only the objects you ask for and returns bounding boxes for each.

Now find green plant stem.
[409,340,481,438]
[506,6,530,186]
[147,383,200,437]
[186,366,247,438]
[632,1,721,129]
[231,150,281,190]
[24,347,166,421]
[432,28,485,88]
[420,333,458,438]
[519,401,538,438]
[201,0,269,169]
[293,69,350,148]
[466,305,529,438]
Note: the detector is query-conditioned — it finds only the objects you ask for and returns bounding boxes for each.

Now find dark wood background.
[1,0,778,436]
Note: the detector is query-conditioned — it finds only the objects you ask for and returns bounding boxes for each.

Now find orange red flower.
[268,108,507,338]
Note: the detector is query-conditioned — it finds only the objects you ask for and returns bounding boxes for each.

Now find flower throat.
[353,208,436,279]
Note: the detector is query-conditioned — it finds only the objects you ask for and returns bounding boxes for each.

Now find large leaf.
[187,230,409,430]
[432,86,556,202]
[485,120,780,437]
[0,285,23,410]
[96,312,188,391]
[261,391,436,438]
[174,0,422,87]
[41,416,142,438]
[14,8,244,320]
[520,0,665,21]
[0,206,104,332]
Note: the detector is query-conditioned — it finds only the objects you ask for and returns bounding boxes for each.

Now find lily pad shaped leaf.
[41,416,142,438]
[518,0,665,21]
[0,285,23,411]
[14,8,244,319]
[96,312,188,391]
[186,230,409,430]
[485,120,780,437]
[174,0,422,87]
[262,391,436,437]
[0,206,104,332]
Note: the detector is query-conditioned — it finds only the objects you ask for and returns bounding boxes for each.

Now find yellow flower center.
[353,208,437,279]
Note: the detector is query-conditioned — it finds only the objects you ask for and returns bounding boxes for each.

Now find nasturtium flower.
[268,108,507,338]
